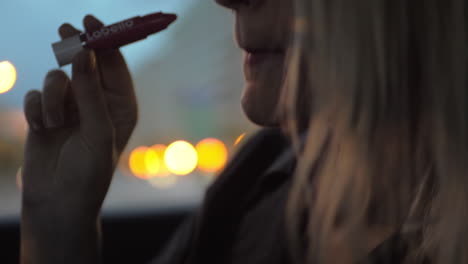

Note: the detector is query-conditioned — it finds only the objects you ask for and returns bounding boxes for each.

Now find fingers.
[61,14,135,98]
[58,23,81,39]
[83,15,135,97]
[42,70,69,128]
[24,90,45,132]
[64,80,80,126]
[83,14,104,31]
[58,14,135,149]
[58,23,81,126]
[71,49,113,140]
[93,48,134,97]
[58,15,101,40]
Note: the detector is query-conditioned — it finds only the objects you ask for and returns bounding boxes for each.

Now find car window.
[0,0,258,219]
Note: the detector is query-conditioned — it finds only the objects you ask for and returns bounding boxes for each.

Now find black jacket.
[150,128,422,264]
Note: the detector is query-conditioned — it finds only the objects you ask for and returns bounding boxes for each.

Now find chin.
[240,82,281,127]
[240,52,286,127]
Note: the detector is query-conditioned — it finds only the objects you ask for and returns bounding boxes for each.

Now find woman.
[20,0,468,263]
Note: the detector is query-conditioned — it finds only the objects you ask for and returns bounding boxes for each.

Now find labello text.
[86,20,135,41]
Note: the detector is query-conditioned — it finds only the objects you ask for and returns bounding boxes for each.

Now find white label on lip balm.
[86,20,135,41]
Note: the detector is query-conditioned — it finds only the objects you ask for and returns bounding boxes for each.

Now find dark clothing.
[150,128,420,264]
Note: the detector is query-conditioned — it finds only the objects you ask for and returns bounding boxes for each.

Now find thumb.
[71,49,113,143]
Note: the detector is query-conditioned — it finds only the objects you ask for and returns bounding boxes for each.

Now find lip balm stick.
[52,12,177,67]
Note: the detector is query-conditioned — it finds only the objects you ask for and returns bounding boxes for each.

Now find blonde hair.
[281,0,468,263]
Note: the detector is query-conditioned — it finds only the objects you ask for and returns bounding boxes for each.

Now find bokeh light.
[196,138,228,173]
[234,133,246,146]
[144,148,161,178]
[150,144,170,177]
[164,141,198,175]
[0,61,17,94]
[129,146,150,179]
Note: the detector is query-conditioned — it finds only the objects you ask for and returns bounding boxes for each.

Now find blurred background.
[0,0,259,219]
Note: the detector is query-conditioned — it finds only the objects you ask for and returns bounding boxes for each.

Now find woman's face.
[215,0,293,126]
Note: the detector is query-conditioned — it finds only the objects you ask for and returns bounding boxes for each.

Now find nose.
[215,0,250,9]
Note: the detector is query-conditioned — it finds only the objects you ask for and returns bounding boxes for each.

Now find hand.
[22,15,138,219]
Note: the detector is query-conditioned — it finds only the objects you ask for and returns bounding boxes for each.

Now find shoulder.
[235,127,289,154]
[184,128,294,263]
[205,128,289,197]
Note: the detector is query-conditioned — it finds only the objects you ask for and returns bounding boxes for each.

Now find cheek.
[266,0,294,44]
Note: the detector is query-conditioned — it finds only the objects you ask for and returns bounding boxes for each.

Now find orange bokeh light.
[196,138,228,173]
[234,133,246,146]
[144,148,161,178]
[129,146,151,179]
[149,144,170,177]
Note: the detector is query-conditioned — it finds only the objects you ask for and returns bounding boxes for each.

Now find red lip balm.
[52,12,177,66]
